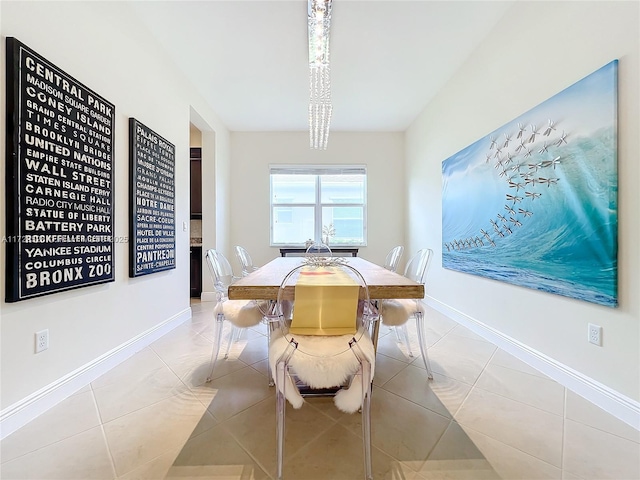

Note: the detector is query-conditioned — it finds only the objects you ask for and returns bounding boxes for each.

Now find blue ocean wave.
[443,254,616,307]
[442,126,617,307]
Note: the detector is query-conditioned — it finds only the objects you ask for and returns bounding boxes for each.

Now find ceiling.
[130,1,513,132]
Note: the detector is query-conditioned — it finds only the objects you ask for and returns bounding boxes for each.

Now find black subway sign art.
[5,38,116,302]
[129,118,176,277]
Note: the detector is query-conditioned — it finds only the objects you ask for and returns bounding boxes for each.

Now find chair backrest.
[305,242,332,257]
[205,249,235,296]
[383,245,404,273]
[273,262,377,353]
[234,245,255,276]
[403,248,433,284]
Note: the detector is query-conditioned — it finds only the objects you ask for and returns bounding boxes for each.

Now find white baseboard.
[200,291,217,302]
[0,307,192,440]
[424,296,640,431]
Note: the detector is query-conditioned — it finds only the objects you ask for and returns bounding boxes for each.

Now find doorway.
[189,124,203,297]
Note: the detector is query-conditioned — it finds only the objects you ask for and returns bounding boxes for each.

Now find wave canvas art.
[442,60,618,307]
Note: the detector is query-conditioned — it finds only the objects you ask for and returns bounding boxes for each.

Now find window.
[270,166,367,246]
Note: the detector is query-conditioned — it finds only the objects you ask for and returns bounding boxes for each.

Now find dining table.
[228,256,425,349]
[228,256,424,301]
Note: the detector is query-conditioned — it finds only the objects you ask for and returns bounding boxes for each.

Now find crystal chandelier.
[308,0,332,150]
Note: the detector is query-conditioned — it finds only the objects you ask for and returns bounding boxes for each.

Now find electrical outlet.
[35,329,49,353]
[588,323,602,346]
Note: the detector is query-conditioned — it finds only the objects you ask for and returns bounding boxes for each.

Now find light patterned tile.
[341,388,450,464]
[187,381,221,411]
[427,373,475,418]
[150,323,208,361]
[201,366,274,421]
[382,364,471,418]
[152,322,196,347]
[8,299,636,480]
[92,348,162,389]
[398,469,430,480]
[475,363,565,416]
[562,471,584,480]
[188,409,219,439]
[420,460,501,479]
[461,425,561,479]
[233,334,269,366]
[375,330,415,363]
[303,395,350,421]
[103,390,207,477]
[378,319,443,367]
[188,307,215,335]
[565,390,640,443]
[456,388,563,468]
[150,324,247,386]
[489,348,547,378]
[165,464,266,479]
[92,349,188,423]
[418,422,500,479]
[450,324,487,342]
[373,352,410,387]
[223,395,336,476]
[248,321,269,337]
[118,447,180,480]
[426,334,496,385]
[285,423,415,479]
[198,320,265,345]
[378,325,394,338]
[423,305,458,340]
[563,419,640,480]
[190,368,275,407]
[390,321,431,358]
[249,358,271,378]
[168,424,269,479]
[0,426,114,480]
[71,384,92,396]
[0,389,101,463]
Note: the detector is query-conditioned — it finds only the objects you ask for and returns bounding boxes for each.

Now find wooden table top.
[228,257,424,301]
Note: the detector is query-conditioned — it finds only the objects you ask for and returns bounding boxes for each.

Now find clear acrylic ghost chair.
[205,248,265,382]
[234,245,259,277]
[383,245,404,273]
[268,261,378,480]
[380,248,434,379]
[305,242,332,257]
[382,245,406,343]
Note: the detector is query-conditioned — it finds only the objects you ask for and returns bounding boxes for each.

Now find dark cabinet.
[190,246,202,297]
[190,147,202,218]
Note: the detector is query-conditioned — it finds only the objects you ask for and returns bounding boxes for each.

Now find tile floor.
[1,300,639,479]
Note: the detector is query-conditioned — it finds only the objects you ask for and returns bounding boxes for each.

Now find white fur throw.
[269,329,375,413]
[214,300,264,328]
[380,299,424,326]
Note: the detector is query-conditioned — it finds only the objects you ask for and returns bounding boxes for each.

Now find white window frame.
[269,165,367,247]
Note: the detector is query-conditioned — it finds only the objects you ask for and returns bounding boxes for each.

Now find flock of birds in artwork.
[444,118,569,252]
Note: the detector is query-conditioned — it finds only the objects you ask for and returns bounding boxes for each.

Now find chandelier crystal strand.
[308,0,332,150]
[317,68,324,149]
[309,65,331,150]
[320,66,327,147]
[308,65,331,150]
[321,66,331,149]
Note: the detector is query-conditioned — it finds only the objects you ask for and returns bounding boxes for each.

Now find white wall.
[406,1,639,404]
[0,1,231,414]
[227,132,405,274]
